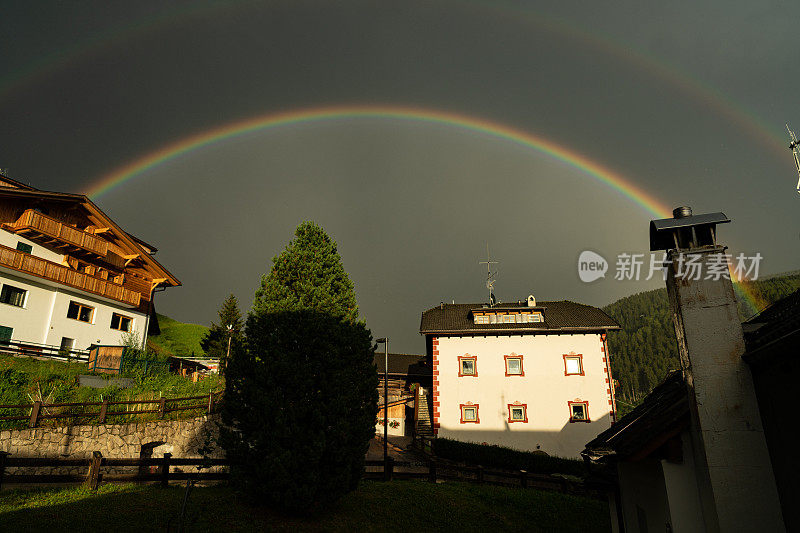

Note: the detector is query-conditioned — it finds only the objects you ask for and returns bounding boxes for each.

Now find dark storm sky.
[1,1,798,352]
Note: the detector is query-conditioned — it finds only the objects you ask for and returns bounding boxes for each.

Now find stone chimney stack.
[650,207,784,532]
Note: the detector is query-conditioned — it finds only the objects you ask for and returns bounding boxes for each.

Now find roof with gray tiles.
[419,300,620,335]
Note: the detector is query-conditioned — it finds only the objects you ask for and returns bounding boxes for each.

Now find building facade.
[420,296,619,458]
[0,175,179,352]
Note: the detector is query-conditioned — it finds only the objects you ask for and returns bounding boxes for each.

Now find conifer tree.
[200,293,243,371]
[252,221,359,322]
[221,222,377,513]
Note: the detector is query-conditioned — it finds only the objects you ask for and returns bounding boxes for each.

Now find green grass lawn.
[0,481,610,532]
[148,314,210,358]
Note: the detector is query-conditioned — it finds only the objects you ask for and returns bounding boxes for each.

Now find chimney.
[651,207,784,531]
[527,294,536,307]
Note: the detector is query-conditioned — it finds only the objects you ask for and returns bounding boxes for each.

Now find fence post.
[384,456,394,482]
[87,451,103,490]
[207,391,214,414]
[158,397,166,419]
[429,461,437,483]
[160,452,171,487]
[477,465,484,484]
[98,400,108,424]
[29,401,42,428]
[519,469,528,489]
[0,451,9,491]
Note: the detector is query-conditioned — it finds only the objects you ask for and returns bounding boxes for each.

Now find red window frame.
[563,353,584,376]
[504,353,525,376]
[568,401,590,423]
[507,403,528,423]
[458,355,478,377]
[460,403,480,424]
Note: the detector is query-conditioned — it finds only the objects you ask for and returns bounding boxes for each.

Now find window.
[0,285,27,307]
[502,314,516,323]
[16,242,32,254]
[533,313,543,322]
[508,403,528,423]
[458,355,478,377]
[0,325,12,346]
[110,313,132,332]
[563,353,584,376]
[504,353,524,376]
[60,337,74,352]
[460,403,480,423]
[67,301,94,323]
[568,401,590,423]
[474,314,489,324]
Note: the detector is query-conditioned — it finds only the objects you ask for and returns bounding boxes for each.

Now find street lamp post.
[224,324,233,374]
[376,337,388,474]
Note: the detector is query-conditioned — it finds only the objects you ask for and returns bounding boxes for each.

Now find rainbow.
[0,1,788,160]
[85,104,765,313]
[87,105,673,216]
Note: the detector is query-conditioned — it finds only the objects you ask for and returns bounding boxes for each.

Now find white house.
[420,295,619,458]
[0,175,180,352]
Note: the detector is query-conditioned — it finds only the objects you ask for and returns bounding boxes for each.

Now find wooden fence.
[0,452,228,490]
[0,390,222,428]
[0,340,89,362]
[0,453,591,498]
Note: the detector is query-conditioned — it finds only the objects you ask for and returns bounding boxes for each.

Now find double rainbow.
[84,105,765,314]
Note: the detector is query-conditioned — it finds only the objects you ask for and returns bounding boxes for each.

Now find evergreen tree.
[253,221,359,322]
[221,222,378,513]
[200,293,243,371]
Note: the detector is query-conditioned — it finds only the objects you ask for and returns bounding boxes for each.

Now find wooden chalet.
[0,174,179,351]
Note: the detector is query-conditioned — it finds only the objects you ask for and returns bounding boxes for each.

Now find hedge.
[431,438,586,477]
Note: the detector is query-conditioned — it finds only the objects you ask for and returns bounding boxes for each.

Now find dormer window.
[474,314,489,324]
[502,314,515,324]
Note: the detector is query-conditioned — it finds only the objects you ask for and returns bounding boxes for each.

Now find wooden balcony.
[2,209,109,257]
[0,244,141,307]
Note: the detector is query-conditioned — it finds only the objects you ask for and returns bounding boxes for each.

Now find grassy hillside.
[604,272,800,413]
[147,314,209,358]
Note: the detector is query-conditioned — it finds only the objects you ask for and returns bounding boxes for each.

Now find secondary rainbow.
[85,104,765,314]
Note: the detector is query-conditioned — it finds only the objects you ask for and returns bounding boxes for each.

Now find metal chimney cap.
[649,211,730,251]
[673,206,692,219]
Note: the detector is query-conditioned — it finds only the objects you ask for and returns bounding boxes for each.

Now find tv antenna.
[479,244,499,306]
[786,124,800,194]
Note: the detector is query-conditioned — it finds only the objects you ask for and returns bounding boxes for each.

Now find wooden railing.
[4,209,109,256]
[0,453,229,490]
[0,339,90,361]
[0,454,592,498]
[0,243,141,306]
[0,390,222,427]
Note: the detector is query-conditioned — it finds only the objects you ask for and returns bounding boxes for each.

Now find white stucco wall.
[617,459,671,532]
[659,430,706,533]
[0,270,146,350]
[0,228,64,263]
[435,333,613,458]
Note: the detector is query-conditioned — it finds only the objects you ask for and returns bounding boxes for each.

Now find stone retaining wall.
[0,415,224,475]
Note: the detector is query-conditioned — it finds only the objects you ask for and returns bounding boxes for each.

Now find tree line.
[604,272,800,414]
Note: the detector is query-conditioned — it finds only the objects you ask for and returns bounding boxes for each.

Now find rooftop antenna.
[478,244,499,306]
[786,124,800,194]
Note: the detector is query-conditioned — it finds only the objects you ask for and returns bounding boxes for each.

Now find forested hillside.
[604,272,800,413]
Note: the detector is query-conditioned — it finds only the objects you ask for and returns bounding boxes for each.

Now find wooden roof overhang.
[0,188,180,288]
